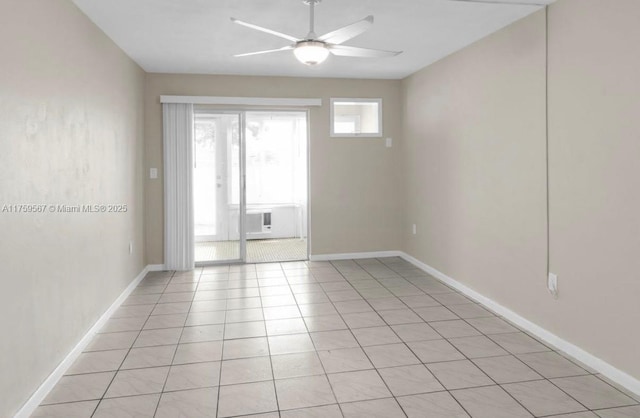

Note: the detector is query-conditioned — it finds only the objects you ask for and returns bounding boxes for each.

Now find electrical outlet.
[548,272,558,297]
[412,224,417,235]
[129,241,133,255]
[150,168,158,179]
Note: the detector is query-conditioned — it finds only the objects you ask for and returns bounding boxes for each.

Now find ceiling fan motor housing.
[294,40,329,65]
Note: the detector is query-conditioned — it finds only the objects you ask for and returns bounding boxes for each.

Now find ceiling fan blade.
[328,45,402,58]
[230,18,300,43]
[234,46,294,57]
[317,16,374,45]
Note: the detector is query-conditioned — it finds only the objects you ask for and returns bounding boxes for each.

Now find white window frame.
[330,98,383,138]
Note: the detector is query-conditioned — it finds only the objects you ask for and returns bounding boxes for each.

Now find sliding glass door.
[193,112,243,263]
[194,109,308,264]
[244,111,308,263]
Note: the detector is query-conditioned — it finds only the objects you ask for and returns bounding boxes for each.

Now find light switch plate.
[150,168,158,179]
[386,137,393,148]
[548,272,558,297]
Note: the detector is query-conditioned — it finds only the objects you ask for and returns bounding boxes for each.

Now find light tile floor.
[33,257,640,417]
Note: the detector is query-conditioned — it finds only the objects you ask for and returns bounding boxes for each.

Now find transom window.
[330,98,382,137]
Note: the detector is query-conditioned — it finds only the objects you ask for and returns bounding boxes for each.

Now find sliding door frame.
[195,106,310,266]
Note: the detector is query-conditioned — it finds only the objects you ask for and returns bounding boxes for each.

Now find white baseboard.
[14,264,154,418]
[399,251,640,397]
[147,264,167,272]
[309,250,402,261]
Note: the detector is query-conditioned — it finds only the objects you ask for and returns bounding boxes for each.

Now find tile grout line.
[256,263,282,418]
[89,270,173,417]
[322,259,408,416]
[200,263,230,418]
[289,261,347,417]
[377,257,545,418]
[351,258,473,418]
[152,267,203,417]
[379,257,599,417]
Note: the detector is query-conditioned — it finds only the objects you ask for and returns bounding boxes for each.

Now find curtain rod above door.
[160,95,322,107]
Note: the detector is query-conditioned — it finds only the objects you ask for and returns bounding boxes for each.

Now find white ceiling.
[72,0,553,80]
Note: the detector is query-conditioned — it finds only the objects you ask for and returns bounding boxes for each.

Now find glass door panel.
[194,111,243,263]
[244,111,308,263]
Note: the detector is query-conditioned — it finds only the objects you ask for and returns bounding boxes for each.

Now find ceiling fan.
[231,0,402,66]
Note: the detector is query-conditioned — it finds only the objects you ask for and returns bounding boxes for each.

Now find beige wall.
[547,0,640,380]
[402,0,640,382]
[0,1,146,416]
[145,74,403,264]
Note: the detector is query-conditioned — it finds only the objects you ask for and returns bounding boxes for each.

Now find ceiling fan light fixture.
[294,41,329,65]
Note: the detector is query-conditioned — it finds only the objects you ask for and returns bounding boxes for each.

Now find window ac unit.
[246,211,272,234]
